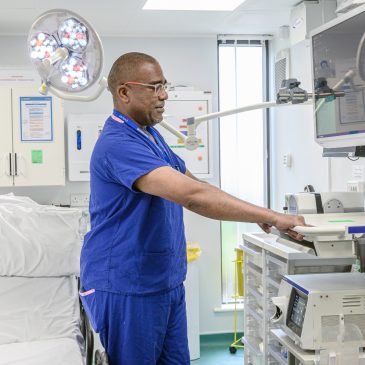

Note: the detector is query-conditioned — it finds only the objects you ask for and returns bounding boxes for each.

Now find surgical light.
[28,9,107,101]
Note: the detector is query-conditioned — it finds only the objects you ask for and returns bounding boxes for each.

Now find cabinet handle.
[14,153,18,176]
[9,153,12,176]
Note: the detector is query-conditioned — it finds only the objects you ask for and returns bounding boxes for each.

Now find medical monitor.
[312,5,365,148]
[286,288,307,337]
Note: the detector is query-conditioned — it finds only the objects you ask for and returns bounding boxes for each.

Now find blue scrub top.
[80,113,187,295]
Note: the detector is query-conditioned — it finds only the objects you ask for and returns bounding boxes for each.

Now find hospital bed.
[0,194,97,365]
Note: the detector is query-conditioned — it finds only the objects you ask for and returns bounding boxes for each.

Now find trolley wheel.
[229,346,237,354]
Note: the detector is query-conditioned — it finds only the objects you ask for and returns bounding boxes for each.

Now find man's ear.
[116,85,130,103]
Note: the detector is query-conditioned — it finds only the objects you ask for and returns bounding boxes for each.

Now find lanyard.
[112,110,180,171]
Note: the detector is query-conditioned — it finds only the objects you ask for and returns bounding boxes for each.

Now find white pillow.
[0,276,82,346]
[0,195,83,276]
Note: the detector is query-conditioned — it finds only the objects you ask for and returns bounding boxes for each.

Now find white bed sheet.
[0,276,82,346]
[0,338,85,365]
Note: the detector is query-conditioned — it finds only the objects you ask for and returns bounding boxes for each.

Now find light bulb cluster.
[59,17,88,52]
[29,16,91,91]
[30,32,58,60]
[61,57,88,89]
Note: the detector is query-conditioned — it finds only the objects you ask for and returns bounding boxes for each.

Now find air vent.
[274,49,290,94]
[321,315,340,342]
[344,314,365,339]
[342,295,365,308]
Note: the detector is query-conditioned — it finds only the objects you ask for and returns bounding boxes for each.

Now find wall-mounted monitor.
[312,5,365,148]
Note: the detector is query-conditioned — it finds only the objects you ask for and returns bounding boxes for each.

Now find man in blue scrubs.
[80,52,305,365]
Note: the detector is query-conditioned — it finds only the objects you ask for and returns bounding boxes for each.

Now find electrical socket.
[70,193,90,207]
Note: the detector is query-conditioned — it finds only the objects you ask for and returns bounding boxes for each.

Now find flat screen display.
[312,9,365,147]
[287,289,308,336]
[290,293,306,328]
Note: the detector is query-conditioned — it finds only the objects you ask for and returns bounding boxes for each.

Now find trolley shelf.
[246,304,263,324]
[242,337,263,357]
[268,344,288,365]
[246,284,263,302]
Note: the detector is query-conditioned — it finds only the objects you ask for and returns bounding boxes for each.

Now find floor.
[191,333,244,365]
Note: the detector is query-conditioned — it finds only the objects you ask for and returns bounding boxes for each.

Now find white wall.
[270,39,329,210]
[0,35,239,334]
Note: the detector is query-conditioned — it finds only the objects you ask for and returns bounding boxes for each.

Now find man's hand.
[258,213,305,241]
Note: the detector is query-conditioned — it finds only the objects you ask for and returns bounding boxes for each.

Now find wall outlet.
[347,180,365,192]
[283,154,292,168]
[70,193,90,207]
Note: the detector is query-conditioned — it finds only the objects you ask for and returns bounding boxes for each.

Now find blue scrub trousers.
[80,284,190,365]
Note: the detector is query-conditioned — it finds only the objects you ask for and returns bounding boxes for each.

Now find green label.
[31,150,43,164]
[328,219,354,223]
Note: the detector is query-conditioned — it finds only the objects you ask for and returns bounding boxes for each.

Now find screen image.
[312,9,365,145]
[290,293,307,328]
[287,289,308,336]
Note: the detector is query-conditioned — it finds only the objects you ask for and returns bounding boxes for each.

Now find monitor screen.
[312,7,365,148]
[287,289,307,336]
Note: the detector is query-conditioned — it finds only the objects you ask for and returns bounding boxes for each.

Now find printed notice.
[20,97,53,141]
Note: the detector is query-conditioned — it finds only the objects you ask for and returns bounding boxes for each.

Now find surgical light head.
[28,9,106,101]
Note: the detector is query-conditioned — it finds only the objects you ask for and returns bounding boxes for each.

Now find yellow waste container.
[185,242,202,360]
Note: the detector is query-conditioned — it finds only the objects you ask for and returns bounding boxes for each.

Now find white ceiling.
[0,0,302,37]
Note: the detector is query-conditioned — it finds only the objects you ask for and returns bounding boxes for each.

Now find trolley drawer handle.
[241,245,261,256]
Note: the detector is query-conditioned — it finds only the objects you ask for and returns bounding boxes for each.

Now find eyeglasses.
[124,81,169,96]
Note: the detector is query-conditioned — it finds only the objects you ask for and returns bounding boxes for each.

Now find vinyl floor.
[190,333,244,365]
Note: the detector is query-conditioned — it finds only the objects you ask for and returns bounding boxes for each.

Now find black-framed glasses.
[124,81,169,96]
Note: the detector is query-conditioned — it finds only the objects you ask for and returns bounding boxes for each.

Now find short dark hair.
[107,52,158,103]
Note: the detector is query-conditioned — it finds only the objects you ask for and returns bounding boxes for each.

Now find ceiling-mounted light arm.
[39,76,108,102]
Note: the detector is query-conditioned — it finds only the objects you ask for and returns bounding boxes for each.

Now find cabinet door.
[12,87,65,186]
[0,87,14,186]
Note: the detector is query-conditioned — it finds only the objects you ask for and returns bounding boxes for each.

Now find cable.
[348,156,360,161]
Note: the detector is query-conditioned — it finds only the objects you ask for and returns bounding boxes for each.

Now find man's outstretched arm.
[134,166,305,239]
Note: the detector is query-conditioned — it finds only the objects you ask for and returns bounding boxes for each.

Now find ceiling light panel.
[143,0,247,11]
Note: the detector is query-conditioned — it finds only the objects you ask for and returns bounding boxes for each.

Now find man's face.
[124,62,168,127]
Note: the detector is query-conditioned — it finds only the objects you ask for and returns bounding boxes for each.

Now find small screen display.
[287,289,308,336]
[290,293,307,328]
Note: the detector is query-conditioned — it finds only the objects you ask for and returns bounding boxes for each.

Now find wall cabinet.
[0,87,65,187]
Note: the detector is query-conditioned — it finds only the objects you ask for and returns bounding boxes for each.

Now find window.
[218,38,269,303]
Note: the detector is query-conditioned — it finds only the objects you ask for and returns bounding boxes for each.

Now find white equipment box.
[273,272,365,351]
[67,114,107,181]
